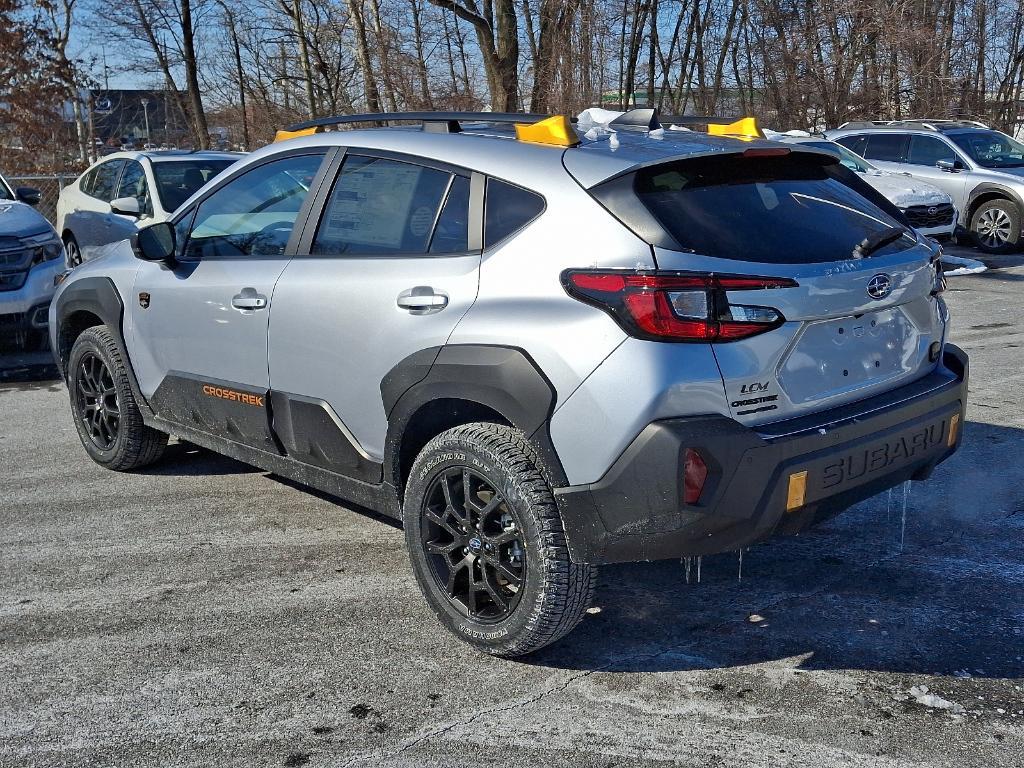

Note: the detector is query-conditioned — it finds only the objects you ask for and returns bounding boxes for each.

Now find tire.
[970,198,1021,253]
[67,325,167,471]
[64,234,82,267]
[403,422,596,657]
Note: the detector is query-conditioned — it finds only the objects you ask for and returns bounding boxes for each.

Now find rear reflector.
[683,449,708,505]
[786,471,808,512]
[948,413,960,447]
[562,270,797,342]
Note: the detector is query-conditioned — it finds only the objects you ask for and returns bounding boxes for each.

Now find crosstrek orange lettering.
[202,384,264,407]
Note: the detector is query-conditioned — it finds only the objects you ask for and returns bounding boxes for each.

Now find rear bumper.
[555,345,969,564]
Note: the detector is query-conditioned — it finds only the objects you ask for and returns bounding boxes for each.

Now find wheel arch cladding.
[968,183,1023,219]
[54,276,150,414]
[382,345,570,495]
[54,277,125,373]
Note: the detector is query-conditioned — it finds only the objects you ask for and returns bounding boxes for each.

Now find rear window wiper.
[853,226,907,259]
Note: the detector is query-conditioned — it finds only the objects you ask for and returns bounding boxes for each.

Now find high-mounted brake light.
[561,270,797,342]
[742,147,791,158]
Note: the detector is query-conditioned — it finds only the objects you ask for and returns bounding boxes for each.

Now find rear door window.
[429,176,471,253]
[630,154,912,264]
[863,134,909,162]
[484,179,544,247]
[312,155,454,256]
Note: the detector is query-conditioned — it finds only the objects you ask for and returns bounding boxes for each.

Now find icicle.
[886,486,893,523]
[737,549,744,581]
[900,480,910,552]
[683,556,692,584]
[697,556,702,584]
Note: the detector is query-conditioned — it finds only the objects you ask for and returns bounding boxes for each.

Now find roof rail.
[283,111,558,134]
[835,118,991,132]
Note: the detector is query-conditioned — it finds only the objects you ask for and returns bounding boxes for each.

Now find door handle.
[397,286,448,312]
[232,288,268,311]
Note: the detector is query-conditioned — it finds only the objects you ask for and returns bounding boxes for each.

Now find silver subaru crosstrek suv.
[826,119,1024,253]
[50,110,968,656]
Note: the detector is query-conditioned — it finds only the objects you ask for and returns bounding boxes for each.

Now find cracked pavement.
[1,246,1022,767]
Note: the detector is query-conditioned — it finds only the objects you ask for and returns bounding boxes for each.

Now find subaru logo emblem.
[866,273,892,300]
[927,206,938,216]
[468,536,483,552]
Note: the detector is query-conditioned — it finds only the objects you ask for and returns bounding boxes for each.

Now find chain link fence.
[8,174,79,227]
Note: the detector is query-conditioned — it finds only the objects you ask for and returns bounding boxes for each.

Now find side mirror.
[131,221,176,263]
[936,159,965,172]
[15,186,41,206]
[110,196,141,217]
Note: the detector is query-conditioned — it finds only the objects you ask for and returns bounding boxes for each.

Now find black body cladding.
[555,347,969,564]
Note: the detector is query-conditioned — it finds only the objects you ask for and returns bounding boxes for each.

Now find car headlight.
[31,239,64,266]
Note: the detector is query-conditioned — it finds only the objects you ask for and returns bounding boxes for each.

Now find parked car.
[0,173,64,349]
[826,119,1024,252]
[50,109,968,656]
[773,135,957,240]
[57,150,241,266]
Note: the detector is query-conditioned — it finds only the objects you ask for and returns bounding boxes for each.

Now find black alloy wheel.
[421,467,526,622]
[75,351,120,450]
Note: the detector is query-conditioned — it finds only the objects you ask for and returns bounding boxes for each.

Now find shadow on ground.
[528,420,1024,678]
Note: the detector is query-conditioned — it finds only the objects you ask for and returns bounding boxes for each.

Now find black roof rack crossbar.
[285,111,559,134]
[607,108,748,132]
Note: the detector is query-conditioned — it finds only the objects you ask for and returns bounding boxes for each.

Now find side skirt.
[144,413,401,519]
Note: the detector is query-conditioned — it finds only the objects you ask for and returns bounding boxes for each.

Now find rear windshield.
[153,159,237,212]
[633,154,913,263]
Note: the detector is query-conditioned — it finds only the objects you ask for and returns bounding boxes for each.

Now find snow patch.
[908,685,966,714]
[941,254,988,276]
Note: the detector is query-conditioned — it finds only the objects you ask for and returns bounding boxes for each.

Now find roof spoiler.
[608,108,763,139]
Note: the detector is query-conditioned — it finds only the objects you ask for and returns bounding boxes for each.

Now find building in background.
[83,89,192,149]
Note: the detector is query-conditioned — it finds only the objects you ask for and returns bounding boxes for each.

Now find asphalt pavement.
[1,244,1022,767]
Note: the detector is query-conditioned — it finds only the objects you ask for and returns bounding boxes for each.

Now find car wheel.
[403,422,596,657]
[64,234,82,267]
[67,325,167,470]
[970,199,1021,253]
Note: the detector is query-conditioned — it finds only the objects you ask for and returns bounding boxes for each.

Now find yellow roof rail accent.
[514,115,580,147]
[274,126,322,142]
[707,116,763,140]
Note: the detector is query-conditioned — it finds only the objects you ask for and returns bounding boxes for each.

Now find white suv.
[57,151,240,265]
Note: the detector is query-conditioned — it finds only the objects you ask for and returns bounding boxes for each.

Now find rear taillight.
[683,448,708,505]
[562,270,797,342]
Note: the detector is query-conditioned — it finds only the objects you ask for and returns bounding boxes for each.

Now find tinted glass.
[429,176,471,253]
[907,136,957,167]
[484,179,544,247]
[79,168,98,196]
[802,141,872,172]
[864,134,908,162]
[313,156,451,255]
[835,134,868,157]
[0,178,11,200]
[950,130,1024,168]
[633,154,913,264]
[116,160,150,212]
[91,160,125,202]
[184,153,323,259]
[152,159,238,212]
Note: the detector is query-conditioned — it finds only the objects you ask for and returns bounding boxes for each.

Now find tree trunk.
[180,0,209,148]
